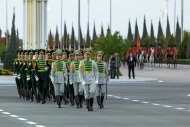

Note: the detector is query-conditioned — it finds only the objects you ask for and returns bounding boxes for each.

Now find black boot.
[101,96,104,109]
[96,96,101,109]
[86,99,90,111]
[56,95,61,108]
[89,98,94,111]
[70,94,74,106]
[75,96,80,108]
[79,95,83,108]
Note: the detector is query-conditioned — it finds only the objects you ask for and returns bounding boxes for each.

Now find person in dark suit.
[127,52,137,79]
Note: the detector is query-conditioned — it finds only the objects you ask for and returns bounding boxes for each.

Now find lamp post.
[181,0,184,41]
[78,0,81,50]
[174,0,176,35]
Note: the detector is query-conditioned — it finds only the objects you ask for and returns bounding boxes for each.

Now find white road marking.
[2,112,11,115]
[158,80,164,83]
[9,115,19,118]
[142,101,150,104]
[114,96,122,99]
[132,100,139,102]
[17,118,27,121]
[0,109,4,112]
[176,108,185,110]
[26,121,37,125]
[123,98,129,100]
[108,95,113,97]
[187,110,190,112]
[187,94,190,97]
[151,103,161,106]
[162,105,173,108]
[36,125,46,127]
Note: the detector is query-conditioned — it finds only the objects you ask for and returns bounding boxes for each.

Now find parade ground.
[0,64,190,127]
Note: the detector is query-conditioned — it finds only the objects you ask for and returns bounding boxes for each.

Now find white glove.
[81,80,86,85]
[95,80,99,85]
[17,74,21,79]
[35,76,39,81]
[45,67,49,70]
[27,75,30,81]
[13,74,17,78]
[51,77,54,82]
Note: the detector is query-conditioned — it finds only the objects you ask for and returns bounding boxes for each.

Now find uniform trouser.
[15,78,21,96]
[110,66,116,79]
[73,82,84,96]
[53,83,65,96]
[22,72,27,97]
[49,80,55,97]
[128,66,135,78]
[19,77,24,96]
[37,72,48,101]
[26,78,32,99]
[31,73,38,100]
[96,84,106,96]
[82,84,95,99]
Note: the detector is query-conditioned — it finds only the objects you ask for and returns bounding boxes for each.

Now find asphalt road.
[0,81,190,127]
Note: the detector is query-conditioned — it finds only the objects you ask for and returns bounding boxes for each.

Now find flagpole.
[60,0,63,49]
[181,0,184,41]
[174,0,176,35]
[6,0,8,48]
[110,0,112,32]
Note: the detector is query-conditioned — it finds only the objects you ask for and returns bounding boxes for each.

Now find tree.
[100,25,104,38]
[178,32,189,59]
[134,19,139,46]
[48,30,54,49]
[93,30,130,60]
[55,27,59,49]
[127,20,133,46]
[0,29,2,38]
[166,16,171,42]
[71,26,75,49]
[86,23,91,48]
[92,23,97,45]
[175,18,181,47]
[16,29,19,49]
[150,20,155,46]
[157,19,165,45]
[186,34,190,59]
[167,34,175,46]
[63,22,68,48]
[79,26,84,47]
[3,12,18,70]
[0,44,7,62]
[141,16,148,46]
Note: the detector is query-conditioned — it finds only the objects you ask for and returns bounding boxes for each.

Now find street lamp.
[78,0,81,50]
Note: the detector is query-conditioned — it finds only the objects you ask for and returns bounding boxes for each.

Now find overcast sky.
[0,0,189,39]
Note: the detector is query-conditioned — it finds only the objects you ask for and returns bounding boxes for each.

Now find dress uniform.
[36,49,48,104]
[26,50,34,101]
[79,48,98,111]
[95,51,108,109]
[51,50,68,108]
[70,50,84,108]
[14,50,21,97]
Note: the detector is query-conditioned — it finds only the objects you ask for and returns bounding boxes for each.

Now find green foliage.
[127,20,133,46]
[141,16,148,46]
[167,34,175,46]
[134,19,139,46]
[162,59,190,65]
[0,68,13,75]
[166,16,171,41]
[186,35,190,59]
[157,20,165,44]
[178,32,189,59]
[175,18,181,47]
[144,36,150,47]
[150,21,155,46]
[0,44,7,62]
[93,31,130,60]
[3,12,18,70]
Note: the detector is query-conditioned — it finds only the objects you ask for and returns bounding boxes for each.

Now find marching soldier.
[95,51,108,109]
[26,50,34,101]
[67,53,75,106]
[13,50,22,98]
[36,49,48,104]
[70,50,84,108]
[51,49,68,108]
[79,48,98,111]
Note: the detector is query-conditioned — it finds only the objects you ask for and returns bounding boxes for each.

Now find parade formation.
[13,48,109,112]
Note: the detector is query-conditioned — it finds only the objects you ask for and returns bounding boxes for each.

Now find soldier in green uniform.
[67,53,75,106]
[51,49,68,108]
[14,50,22,98]
[26,50,34,101]
[79,48,99,111]
[62,51,69,103]
[95,51,109,109]
[70,50,84,108]
[36,49,48,104]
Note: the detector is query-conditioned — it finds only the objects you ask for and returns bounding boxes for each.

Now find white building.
[23,0,48,49]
